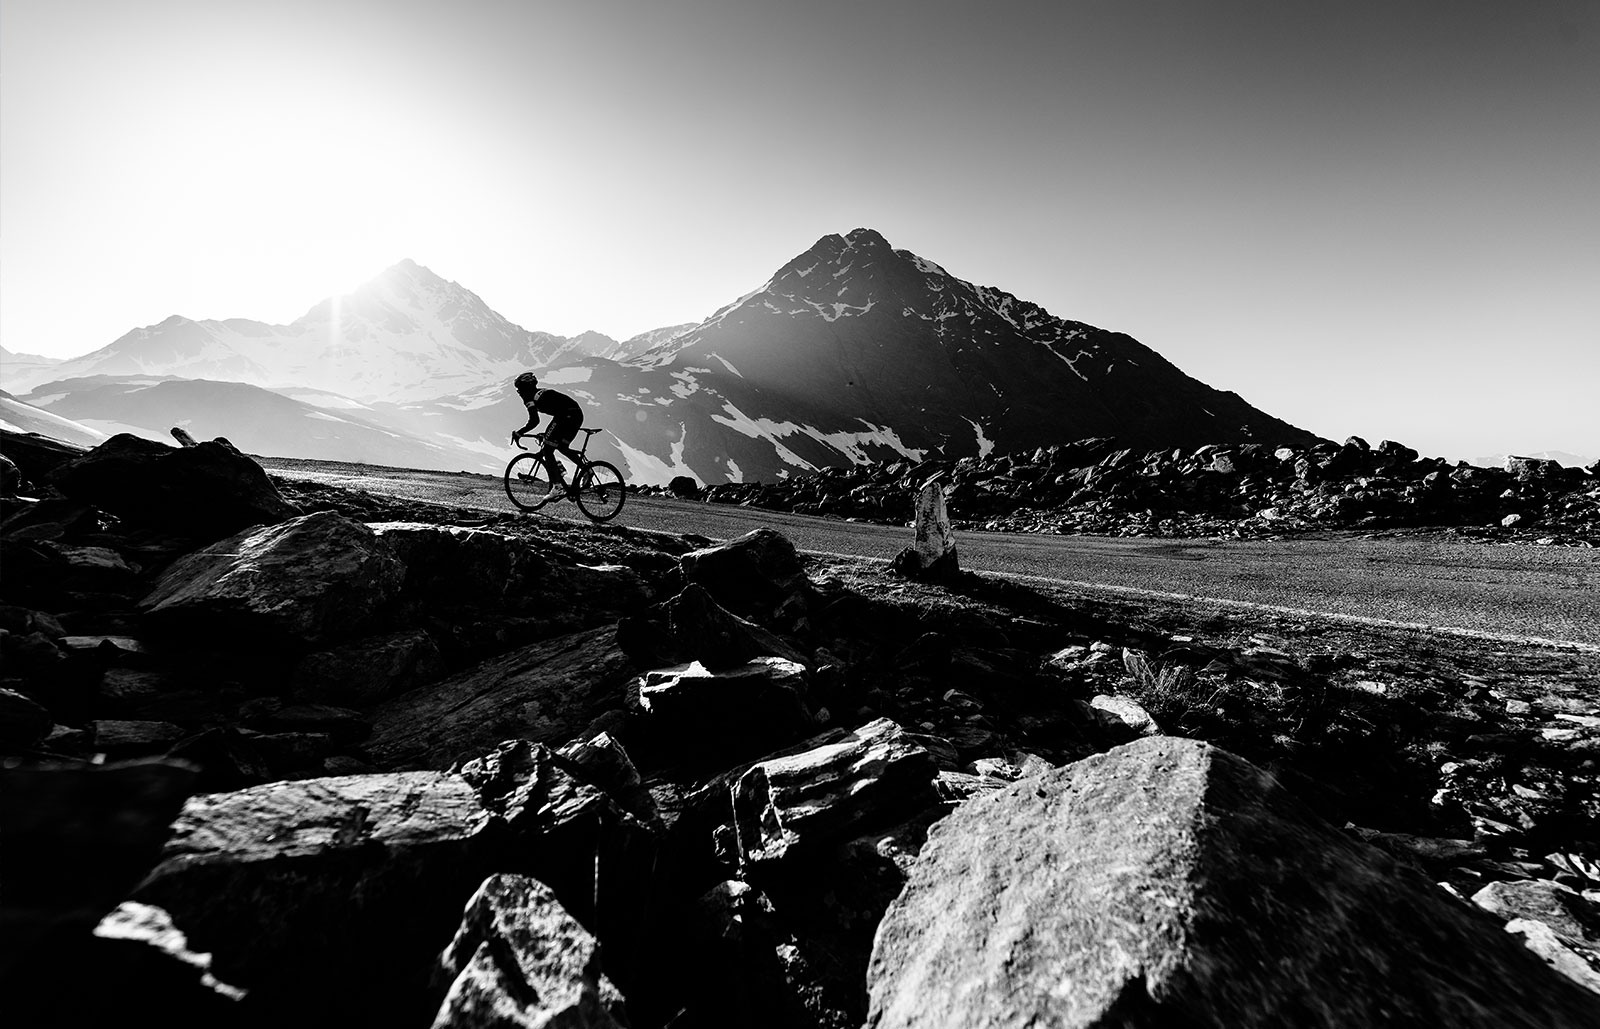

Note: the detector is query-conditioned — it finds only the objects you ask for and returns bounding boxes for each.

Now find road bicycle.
[503,428,627,522]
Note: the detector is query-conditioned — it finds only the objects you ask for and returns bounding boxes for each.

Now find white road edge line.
[800,549,1600,654]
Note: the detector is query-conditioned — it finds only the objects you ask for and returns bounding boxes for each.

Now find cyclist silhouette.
[510,372,583,487]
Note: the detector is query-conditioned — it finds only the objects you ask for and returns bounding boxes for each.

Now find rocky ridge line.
[669,436,1600,545]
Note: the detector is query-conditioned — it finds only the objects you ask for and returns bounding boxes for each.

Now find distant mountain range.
[0,261,680,402]
[1,230,1321,484]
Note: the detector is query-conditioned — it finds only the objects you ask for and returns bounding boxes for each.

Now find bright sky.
[3,0,1596,461]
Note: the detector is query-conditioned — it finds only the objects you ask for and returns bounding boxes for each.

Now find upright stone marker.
[892,479,958,581]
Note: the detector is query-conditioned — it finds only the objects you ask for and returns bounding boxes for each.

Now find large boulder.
[139,511,405,649]
[365,624,637,770]
[50,433,298,539]
[867,736,1600,1028]
[134,770,500,1026]
[431,873,628,1029]
[680,528,809,619]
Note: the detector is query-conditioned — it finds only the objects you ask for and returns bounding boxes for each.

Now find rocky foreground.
[668,436,1600,546]
[3,429,1600,1027]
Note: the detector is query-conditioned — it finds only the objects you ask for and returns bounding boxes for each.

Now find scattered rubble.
[3,425,1598,1027]
[668,436,1599,545]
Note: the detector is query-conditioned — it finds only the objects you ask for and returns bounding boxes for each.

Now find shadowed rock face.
[139,510,406,649]
[50,433,299,539]
[867,736,1600,1029]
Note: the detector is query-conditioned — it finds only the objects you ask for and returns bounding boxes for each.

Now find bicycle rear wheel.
[504,453,559,511]
[574,460,626,522]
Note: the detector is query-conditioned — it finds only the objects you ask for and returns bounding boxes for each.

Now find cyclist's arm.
[511,403,542,439]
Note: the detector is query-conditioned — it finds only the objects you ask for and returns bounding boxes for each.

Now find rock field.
[3,427,1599,1027]
[668,436,1600,547]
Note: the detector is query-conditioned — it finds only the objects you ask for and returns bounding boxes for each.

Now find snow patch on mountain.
[810,422,928,464]
[610,424,699,484]
[965,417,996,458]
[710,403,818,471]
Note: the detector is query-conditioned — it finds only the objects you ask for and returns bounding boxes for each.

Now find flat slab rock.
[366,624,636,770]
[867,735,1600,1029]
[133,769,498,1016]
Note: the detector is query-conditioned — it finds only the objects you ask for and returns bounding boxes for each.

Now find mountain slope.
[0,389,109,449]
[17,376,486,471]
[528,228,1319,484]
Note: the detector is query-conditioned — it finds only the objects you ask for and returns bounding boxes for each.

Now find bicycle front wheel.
[574,461,627,522]
[504,453,559,511]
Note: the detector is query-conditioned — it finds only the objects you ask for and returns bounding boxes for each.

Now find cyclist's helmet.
[514,372,538,397]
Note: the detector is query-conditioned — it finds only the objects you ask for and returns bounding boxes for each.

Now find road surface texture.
[260,459,1600,649]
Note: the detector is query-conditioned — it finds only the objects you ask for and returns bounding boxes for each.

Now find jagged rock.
[1474,880,1600,948]
[289,628,447,706]
[636,657,813,758]
[140,511,405,648]
[1087,693,1163,738]
[867,736,1600,1028]
[432,873,628,1029]
[454,740,659,1003]
[891,481,958,581]
[134,770,500,1026]
[732,717,938,867]
[366,624,636,770]
[1501,918,1600,993]
[680,527,809,619]
[557,731,663,831]
[0,452,20,495]
[50,433,298,539]
[1473,879,1600,990]
[665,583,808,669]
[1,758,196,976]
[4,901,246,1028]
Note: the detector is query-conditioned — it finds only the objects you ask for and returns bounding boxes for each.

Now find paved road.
[265,462,1600,648]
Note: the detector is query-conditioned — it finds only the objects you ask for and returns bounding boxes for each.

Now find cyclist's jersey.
[523,388,582,424]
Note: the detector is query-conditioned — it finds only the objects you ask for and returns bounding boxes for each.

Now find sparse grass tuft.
[1122,647,1216,725]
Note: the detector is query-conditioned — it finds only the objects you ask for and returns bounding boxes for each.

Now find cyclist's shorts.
[545,413,581,449]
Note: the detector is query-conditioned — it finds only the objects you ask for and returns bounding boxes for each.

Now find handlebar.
[512,427,605,450]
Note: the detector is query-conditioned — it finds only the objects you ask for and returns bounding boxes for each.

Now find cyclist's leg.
[548,416,583,469]
[539,441,566,482]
